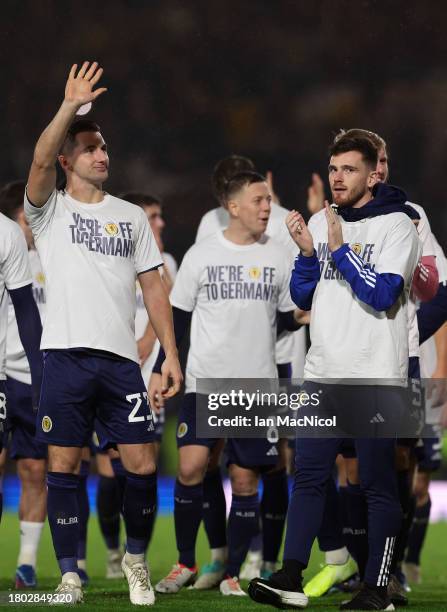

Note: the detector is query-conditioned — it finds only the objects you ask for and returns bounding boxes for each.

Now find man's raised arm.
[27,62,107,207]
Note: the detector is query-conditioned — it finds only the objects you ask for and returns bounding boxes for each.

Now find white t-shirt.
[6,249,46,384]
[432,233,447,284]
[406,202,436,358]
[195,203,298,364]
[25,190,162,363]
[304,210,421,382]
[135,252,177,383]
[171,231,296,393]
[0,214,33,380]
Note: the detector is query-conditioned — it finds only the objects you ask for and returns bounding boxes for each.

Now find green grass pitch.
[0,513,446,610]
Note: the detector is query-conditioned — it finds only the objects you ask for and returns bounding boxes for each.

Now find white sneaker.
[121,557,155,606]
[240,551,262,580]
[155,564,197,594]
[106,550,123,579]
[193,560,226,590]
[51,572,83,605]
[220,576,247,596]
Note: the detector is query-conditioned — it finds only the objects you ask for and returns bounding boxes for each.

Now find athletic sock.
[346,482,368,579]
[226,493,260,577]
[317,476,346,557]
[77,460,90,565]
[122,471,157,555]
[17,521,45,568]
[110,457,126,508]
[0,492,3,523]
[96,475,121,550]
[47,472,79,576]
[338,485,354,555]
[390,469,415,574]
[174,480,203,568]
[405,496,431,565]
[261,469,289,563]
[202,467,227,550]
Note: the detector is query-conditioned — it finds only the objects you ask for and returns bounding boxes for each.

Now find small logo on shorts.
[92,431,100,447]
[177,422,188,438]
[42,416,53,433]
[104,222,119,236]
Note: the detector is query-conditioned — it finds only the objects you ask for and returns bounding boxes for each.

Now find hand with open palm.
[64,61,107,109]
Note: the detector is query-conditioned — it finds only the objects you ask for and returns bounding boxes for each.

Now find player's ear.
[227,199,239,217]
[367,170,378,189]
[58,154,70,172]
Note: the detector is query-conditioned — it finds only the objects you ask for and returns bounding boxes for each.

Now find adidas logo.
[370,412,385,424]
[266,446,278,456]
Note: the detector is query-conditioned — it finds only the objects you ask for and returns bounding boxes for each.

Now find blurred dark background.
[2,0,447,261]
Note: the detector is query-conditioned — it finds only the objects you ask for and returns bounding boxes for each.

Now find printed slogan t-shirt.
[0,214,33,380]
[171,231,296,393]
[304,210,421,382]
[6,249,46,384]
[25,190,162,364]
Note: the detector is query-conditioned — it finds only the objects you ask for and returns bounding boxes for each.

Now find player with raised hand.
[249,134,421,611]
[25,62,182,605]
[150,171,304,597]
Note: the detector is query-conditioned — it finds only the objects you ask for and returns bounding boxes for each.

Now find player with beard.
[302,128,439,606]
[249,134,421,610]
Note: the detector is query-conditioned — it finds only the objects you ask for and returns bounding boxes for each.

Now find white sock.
[124,551,145,566]
[211,547,227,563]
[77,559,86,571]
[325,547,349,565]
[17,521,44,568]
[107,547,121,559]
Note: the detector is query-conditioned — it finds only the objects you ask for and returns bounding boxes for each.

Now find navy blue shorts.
[415,424,443,472]
[176,393,279,469]
[37,350,155,448]
[6,377,47,460]
[0,380,7,452]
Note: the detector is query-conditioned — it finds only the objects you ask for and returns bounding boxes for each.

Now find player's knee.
[413,472,430,502]
[178,463,205,485]
[230,468,258,496]
[18,458,46,486]
[126,460,156,476]
[395,445,410,471]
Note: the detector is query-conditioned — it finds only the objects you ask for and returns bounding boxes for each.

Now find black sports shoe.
[248,570,308,609]
[340,583,395,610]
[387,574,408,607]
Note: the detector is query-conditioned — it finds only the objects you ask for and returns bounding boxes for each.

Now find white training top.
[432,233,447,284]
[304,210,421,382]
[135,251,177,383]
[25,190,162,364]
[406,202,436,358]
[171,231,296,393]
[195,203,298,364]
[0,214,32,380]
[6,249,46,384]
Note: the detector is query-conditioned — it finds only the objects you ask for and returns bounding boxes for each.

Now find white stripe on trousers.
[377,536,396,586]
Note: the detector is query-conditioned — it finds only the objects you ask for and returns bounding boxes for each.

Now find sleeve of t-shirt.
[375,215,422,282]
[170,247,200,312]
[411,204,436,257]
[0,223,32,290]
[134,208,163,274]
[24,188,58,238]
[277,253,297,312]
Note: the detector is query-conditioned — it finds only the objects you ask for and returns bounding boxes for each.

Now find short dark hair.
[221,170,266,208]
[328,135,378,169]
[0,180,26,220]
[334,128,387,153]
[120,192,161,208]
[60,119,101,155]
[212,155,255,205]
